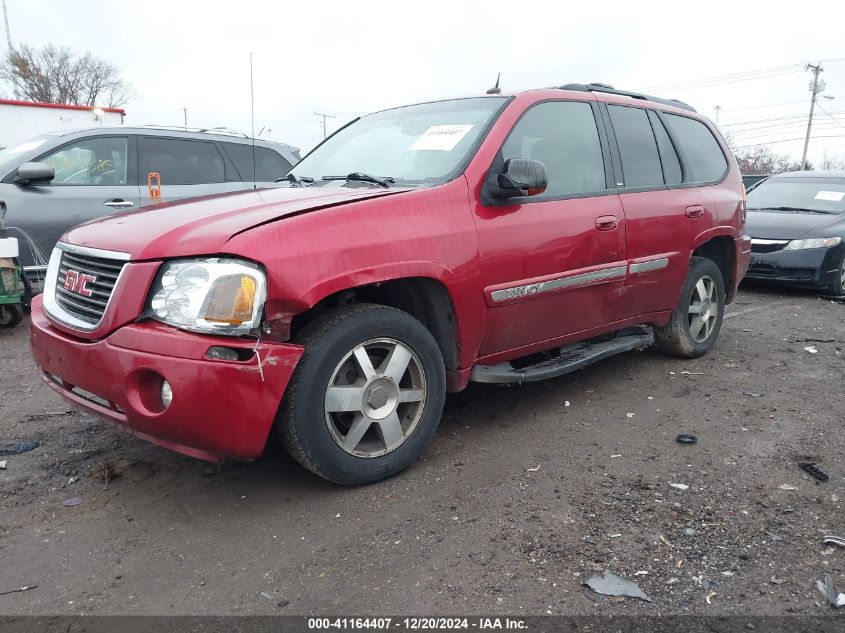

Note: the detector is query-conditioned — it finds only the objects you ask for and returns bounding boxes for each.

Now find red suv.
[29,83,751,485]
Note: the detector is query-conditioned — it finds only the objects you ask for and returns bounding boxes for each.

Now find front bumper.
[745,244,843,289]
[29,296,304,462]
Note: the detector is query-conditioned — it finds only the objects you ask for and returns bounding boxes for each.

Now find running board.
[470,327,654,384]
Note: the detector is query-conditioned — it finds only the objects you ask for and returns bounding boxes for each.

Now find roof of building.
[0,98,125,115]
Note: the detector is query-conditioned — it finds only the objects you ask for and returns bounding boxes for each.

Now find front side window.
[139,137,226,185]
[290,97,507,185]
[224,143,292,182]
[42,137,128,185]
[501,101,606,197]
[663,114,728,183]
[607,105,663,188]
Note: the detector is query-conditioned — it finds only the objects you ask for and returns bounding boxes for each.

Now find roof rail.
[558,83,697,113]
[140,125,250,138]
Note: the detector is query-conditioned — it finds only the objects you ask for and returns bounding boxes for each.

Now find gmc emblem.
[63,269,96,297]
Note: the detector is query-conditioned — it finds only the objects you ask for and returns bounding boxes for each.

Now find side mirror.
[15,161,55,185]
[494,158,547,199]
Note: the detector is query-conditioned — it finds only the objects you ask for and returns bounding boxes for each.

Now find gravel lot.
[0,284,843,617]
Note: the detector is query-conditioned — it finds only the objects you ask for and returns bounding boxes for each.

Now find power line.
[734,133,845,150]
[817,103,845,129]
[638,63,803,92]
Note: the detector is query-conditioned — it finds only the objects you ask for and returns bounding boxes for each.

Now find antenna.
[249,52,256,188]
[486,72,501,95]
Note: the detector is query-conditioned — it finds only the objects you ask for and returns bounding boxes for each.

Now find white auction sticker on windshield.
[815,190,845,202]
[409,125,474,151]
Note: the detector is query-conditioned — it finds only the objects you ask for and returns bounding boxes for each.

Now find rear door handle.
[595,215,619,231]
[104,199,134,209]
[685,205,704,218]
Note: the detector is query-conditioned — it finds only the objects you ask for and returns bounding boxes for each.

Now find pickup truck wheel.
[653,256,725,358]
[277,304,446,485]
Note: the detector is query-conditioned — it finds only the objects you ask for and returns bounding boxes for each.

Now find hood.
[63,185,411,260]
[744,209,844,240]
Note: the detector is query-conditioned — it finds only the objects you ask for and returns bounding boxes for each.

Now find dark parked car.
[745,170,845,295]
[0,126,300,278]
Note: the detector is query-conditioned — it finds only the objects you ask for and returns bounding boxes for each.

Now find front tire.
[824,251,845,297]
[654,256,726,358]
[277,304,446,485]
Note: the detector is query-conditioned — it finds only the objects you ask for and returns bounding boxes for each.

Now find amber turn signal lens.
[204,275,257,324]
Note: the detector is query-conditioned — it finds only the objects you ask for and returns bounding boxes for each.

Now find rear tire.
[654,257,725,358]
[277,303,446,486]
[0,304,23,328]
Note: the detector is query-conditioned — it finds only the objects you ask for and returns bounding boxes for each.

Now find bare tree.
[820,149,845,170]
[0,43,133,107]
[723,134,809,175]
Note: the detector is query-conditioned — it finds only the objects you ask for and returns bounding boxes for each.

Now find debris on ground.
[823,535,845,548]
[583,571,652,602]
[0,441,39,456]
[62,497,81,507]
[670,483,689,491]
[804,346,818,354]
[0,584,37,597]
[816,573,844,608]
[526,465,541,472]
[798,462,829,482]
[681,371,706,375]
[778,484,798,491]
[742,391,763,397]
[260,591,275,600]
[676,434,697,445]
[0,460,6,469]
[626,412,635,418]
[705,591,717,605]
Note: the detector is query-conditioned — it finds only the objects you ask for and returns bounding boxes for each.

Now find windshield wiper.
[275,173,315,186]
[749,206,838,214]
[321,172,394,188]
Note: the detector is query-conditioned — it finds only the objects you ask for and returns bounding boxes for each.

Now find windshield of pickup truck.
[747,177,845,214]
[287,97,508,185]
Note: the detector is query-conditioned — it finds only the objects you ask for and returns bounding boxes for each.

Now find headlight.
[783,237,842,250]
[148,258,267,335]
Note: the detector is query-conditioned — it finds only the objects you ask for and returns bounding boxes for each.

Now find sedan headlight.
[148,258,267,335]
[783,237,842,250]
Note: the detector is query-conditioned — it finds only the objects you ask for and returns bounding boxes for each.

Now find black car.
[744,170,845,295]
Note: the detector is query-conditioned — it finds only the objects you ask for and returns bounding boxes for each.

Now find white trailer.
[0,99,125,150]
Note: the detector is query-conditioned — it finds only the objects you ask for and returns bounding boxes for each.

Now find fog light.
[161,380,173,408]
[207,346,240,361]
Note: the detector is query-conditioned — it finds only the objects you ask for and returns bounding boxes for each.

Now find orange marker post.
[147,172,161,202]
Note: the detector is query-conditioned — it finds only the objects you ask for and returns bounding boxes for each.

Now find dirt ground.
[0,283,843,617]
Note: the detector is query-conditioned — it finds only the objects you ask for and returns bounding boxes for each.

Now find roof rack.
[559,83,697,113]
[140,125,250,138]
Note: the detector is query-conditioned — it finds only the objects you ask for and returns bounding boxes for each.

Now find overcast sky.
[4,0,845,164]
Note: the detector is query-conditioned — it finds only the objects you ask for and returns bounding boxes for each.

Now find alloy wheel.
[324,337,427,458]
[687,275,719,343]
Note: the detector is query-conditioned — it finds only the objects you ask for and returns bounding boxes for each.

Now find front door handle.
[104,199,134,209]
[595,215,619,231]
[685,205,704,218]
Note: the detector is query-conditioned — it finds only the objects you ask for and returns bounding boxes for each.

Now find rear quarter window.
[663,113,728,183]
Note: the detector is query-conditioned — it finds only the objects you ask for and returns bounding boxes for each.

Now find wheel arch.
[691,228,736,302]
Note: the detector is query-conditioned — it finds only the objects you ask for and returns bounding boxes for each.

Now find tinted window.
[648,111,683,185]
[501,101,606,196]
[41,137,128,185]
[224,143,292,182]
[139,137,225,185]
[663,114,728,183]
[607,105,662,188]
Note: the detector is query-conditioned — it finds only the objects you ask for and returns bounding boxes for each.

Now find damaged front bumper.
[29,296,303,462]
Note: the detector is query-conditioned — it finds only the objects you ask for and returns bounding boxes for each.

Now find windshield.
[747,177,845,214]
[289,97,508,185]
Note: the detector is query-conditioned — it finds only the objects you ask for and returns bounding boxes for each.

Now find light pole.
[801,63,824,171]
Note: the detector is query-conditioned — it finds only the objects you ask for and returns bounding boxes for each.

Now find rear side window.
[663,114,728,183]
[223,143,292,182]
[607,105,662,188]
[139,137,226,185]
[648,111,683,185]
[501,101,606,197]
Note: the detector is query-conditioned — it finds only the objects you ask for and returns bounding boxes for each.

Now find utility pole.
[314,111,336,139]
[182,108,188,130]
[1,0,12,51]
[714,105,721,125]
[801,63,824,171]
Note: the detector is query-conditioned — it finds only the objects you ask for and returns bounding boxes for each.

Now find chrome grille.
[53,249,127,326]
